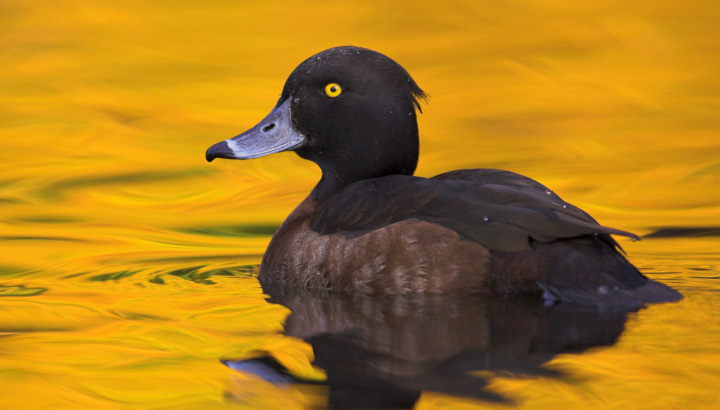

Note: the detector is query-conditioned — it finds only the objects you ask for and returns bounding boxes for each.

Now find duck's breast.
[259,216,492,294]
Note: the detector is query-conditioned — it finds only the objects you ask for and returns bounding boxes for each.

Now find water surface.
[1,0,719,408]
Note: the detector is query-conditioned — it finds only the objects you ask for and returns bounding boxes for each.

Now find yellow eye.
[324,83,342,97]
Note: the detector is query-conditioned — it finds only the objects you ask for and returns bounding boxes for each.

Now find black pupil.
[330,86,337,93]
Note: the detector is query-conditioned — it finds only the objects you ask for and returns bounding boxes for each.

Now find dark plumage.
[206,46,681,307]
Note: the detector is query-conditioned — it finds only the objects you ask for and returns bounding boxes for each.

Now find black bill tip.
[205,141,234,162]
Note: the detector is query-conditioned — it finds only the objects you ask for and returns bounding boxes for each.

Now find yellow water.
[1,0,719,408]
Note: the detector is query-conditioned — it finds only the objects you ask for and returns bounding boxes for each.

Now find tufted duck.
[206,46,681,307]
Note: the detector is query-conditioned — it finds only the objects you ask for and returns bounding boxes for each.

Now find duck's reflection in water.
[225,285,635,408]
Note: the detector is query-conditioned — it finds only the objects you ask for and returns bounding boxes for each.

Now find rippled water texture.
[1,0,719,408]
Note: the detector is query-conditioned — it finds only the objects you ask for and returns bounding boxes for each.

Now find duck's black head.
[206,46,427,202]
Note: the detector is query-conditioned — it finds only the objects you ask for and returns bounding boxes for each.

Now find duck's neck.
[302,117,421,203]
[310,156,418,203]
[310,166,364,203]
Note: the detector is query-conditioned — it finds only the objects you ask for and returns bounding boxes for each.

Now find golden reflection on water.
[1,0,719,407]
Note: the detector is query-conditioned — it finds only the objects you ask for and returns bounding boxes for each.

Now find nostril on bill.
[262,123,276,132]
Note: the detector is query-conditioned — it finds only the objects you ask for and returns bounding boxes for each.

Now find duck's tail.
[534,235,682,310]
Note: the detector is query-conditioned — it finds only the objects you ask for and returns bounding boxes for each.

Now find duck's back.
[259,169,681,307]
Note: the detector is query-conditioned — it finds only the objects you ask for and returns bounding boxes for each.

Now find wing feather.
[309,169,638,252]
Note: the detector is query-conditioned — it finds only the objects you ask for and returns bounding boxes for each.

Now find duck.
[206,46,681,306]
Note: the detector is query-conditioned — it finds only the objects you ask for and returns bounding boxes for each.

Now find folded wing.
[309,169,637,252]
